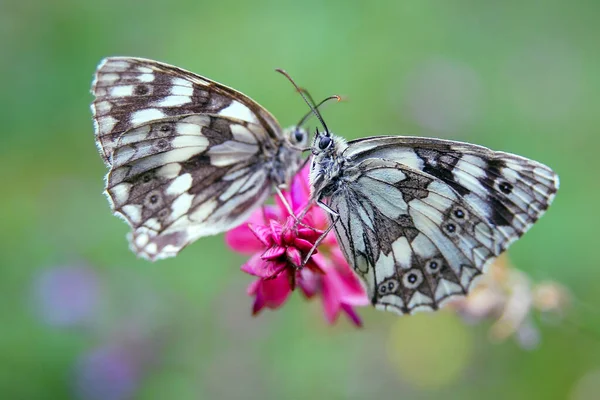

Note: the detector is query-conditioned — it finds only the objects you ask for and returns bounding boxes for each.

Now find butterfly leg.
[274,186,315,228]
[316,199,338,217]
[301,200,340,266]
[274,186,324,236]
[274,185,296,217]
[272,155,310,217]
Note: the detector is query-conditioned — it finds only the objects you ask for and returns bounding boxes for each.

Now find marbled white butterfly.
[91,57,309,260]
[301,90,559,315]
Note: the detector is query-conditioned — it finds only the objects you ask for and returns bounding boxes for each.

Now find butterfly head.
[311,128,333,155]
[308,128,348,198]
[283,125,310,149]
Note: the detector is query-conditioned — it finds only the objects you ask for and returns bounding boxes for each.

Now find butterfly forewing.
[342,136,559,255]
[91,57,304,260]
[312,135,558,315]
[91,57,280,164]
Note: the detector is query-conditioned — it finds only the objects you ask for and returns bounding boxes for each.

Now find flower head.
[240,216,324,281]
[225,165,368,326]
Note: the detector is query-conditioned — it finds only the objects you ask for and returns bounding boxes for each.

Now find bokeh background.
[2,0,600,399]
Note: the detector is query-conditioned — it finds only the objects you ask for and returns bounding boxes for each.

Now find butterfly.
[305,107,559,315]
[90,57,310,260]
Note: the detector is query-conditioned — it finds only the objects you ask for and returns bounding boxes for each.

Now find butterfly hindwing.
[105,114,274,260]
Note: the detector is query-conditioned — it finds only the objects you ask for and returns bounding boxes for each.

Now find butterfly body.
[309,135,348,197]
[91,57,308,260]
[309,131,559,315]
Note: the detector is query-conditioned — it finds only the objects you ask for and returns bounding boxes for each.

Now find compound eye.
[294,129,305,143]
[318,136,332,150]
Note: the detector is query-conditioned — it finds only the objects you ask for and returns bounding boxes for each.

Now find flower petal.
[307,253,328,275]
[341,303,363,327]
[292,238,315,253]
[293,165,313,211]
[225,207,279,253]
[275,165,311,215]
[269,220,283,246]
[240,253,269,276]
[286,247,302,267]
[305,259,325,275]
[298,268,319,298]
[251,287,266,315]
[262,261,287,278]
[247,279,261,296]
[282,227,295,245]
[309,253,368,325]
[261,246,286,261]
[330,250,369,305]
[249,224,274,247]
[275,190,293,218]
[320,273,342,324]
[241,254,286,278]
[297,227,324,243]
[257,273,293,311]
[334,272,369,306]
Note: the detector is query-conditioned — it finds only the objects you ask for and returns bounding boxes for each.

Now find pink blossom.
[225,165,369,326]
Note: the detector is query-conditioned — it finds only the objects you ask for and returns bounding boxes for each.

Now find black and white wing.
[343,136,559,254]
[91,57,281,164]
[91,57,300,260]
[329,141,558,314]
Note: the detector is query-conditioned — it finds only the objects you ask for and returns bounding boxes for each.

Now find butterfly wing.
[106,114,277,260]
[91,57,299,260]
[91,56,282,165]
[327,151,557,314]
[342,136,559,250]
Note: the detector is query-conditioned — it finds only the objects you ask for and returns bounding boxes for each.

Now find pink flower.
[225,165,369,326]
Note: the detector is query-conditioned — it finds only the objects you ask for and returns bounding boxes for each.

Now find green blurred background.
[2,0,599,399]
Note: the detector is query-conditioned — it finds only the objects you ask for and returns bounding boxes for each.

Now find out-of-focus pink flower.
[225,165,369,326]
[33,263,100,327]
[74,344,140,400]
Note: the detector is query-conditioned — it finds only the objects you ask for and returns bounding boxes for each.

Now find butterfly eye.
[318,136,332,150]
[294,129,305,143]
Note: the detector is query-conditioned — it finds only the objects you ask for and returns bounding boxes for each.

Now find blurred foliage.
[1,0,599,399]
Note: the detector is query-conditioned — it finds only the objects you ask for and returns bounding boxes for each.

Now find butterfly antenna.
[276,68,332,136]
[298,87,319,108]
[296,95,341,128]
